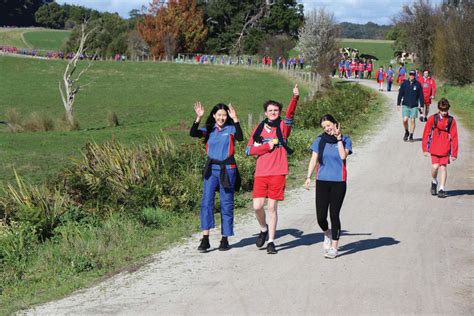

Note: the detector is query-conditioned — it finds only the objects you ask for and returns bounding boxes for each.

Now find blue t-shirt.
[200,124,236,169]
[310,135,353,182]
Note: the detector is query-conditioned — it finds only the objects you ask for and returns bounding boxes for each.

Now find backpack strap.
[433,114,453,133]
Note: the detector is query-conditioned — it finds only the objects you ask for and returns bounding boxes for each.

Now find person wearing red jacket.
[419,70,437,122]
[422,98,458,198]
[375,66,387,91]
[246,84,299,254]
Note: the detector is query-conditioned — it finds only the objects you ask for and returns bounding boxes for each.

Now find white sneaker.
[324,247,338,259]
[323,231,331,252]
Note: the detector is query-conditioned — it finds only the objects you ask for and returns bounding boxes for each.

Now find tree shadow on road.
[338,237,400,258]
[446,189,474,197]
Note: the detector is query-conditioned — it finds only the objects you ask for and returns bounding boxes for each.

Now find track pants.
[315,180,347,240]
[200,168,236,236]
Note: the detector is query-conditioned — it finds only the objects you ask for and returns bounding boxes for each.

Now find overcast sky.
[56,0,445,25]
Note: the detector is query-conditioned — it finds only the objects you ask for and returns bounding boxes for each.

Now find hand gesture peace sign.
[227,103,239,122]
[194,101,204,119]
[293,84,299,96]
[334,122,342,139]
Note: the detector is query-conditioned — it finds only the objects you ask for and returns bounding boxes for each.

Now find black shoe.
[419,115,424,122]
[431,182,437,195]
[409,134,414,142]
[266,242,277,254]
[403,130,409,142]
[424,117,428,122]
[198,237,210,253]
[218,238,230,251]
[256,225,268,248]
[438,190,448,198]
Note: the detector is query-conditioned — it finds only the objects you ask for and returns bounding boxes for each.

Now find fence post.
[248,113,253,129]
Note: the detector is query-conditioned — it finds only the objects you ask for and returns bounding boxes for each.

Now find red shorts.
[253,175,286,201]
[424,97,432,106]
[431,155,450,165]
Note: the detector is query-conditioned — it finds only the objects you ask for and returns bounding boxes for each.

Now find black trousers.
[315,180,347,240]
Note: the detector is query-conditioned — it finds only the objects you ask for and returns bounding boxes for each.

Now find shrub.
[5,108,24,133]
[23,112,55,132]
[107,111,119,127]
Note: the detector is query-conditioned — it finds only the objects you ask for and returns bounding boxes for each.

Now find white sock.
[439,185,445,191]
[268,239,274,243]
[432,178,438,184]
[260,225,267,232]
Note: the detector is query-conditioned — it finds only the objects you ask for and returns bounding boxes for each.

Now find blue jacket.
[397,79,424,108]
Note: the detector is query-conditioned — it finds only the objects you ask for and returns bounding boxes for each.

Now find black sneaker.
[197,237,210,253]
[409,134,414,142]
[431,182,437,195]
[266,242,277,254]
[419,115,424,122]
[438,190,448,198]
[256,225,268,248]
[403,130,409,142]
[218,238,230,251]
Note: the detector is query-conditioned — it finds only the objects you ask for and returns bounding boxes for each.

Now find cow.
[394,51,416,64]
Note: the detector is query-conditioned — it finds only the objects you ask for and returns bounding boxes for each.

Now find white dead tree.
[232,0,274,54]
[59,22,97,127]
[297,8,339,88]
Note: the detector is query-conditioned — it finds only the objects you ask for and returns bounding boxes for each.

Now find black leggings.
[315,180,347,240]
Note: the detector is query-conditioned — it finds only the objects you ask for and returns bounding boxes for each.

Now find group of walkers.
[396,68,458,198]
[336,59,374,80]
[189,64,459,258]
[0,45,94,60]
[276,55,304,70]
[190,84,351,258]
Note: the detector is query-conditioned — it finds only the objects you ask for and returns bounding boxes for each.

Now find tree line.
[390,0,473,85]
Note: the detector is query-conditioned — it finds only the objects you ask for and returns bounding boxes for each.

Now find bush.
[107,111,119,127]
[23,112,55,132]
[296,82,373,130]
[5,108,23,133]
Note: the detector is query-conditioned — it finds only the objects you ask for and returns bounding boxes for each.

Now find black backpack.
[433,114,453,133]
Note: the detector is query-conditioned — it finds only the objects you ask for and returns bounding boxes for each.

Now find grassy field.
[0,55,307,184]
[0,28,70,50]
[23,30,70,50]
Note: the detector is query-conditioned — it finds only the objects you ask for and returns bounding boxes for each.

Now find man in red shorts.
[246,84,299,254]
[419,70,437,122]
[422,98,458,198]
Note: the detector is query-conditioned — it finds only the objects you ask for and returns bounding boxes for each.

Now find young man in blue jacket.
[397,70,424,142]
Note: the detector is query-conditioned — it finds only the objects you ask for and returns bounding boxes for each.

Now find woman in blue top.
[305,114,352,259]
[190,102,243,252]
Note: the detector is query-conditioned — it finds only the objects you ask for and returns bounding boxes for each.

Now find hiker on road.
[422,98,458,198]
[246,84,300,254]
[305,114,352,259]
[190,102,243,252]
[397,70,424,142]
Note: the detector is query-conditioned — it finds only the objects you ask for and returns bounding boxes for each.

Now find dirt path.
[28,79,473,315]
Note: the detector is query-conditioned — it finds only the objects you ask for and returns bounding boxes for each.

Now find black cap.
[409,70,416,75]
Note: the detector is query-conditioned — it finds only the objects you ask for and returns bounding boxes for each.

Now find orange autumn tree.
[138,0,208,59]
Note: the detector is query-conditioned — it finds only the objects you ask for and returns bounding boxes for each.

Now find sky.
[56,0,445,25]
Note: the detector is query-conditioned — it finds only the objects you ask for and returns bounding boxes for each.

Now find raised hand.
[227,103,239,122]
[194,101,204,119]
[334,123,342,139]
[293,83,299,96]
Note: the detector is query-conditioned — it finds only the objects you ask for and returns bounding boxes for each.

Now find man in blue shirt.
[397,70,424,142]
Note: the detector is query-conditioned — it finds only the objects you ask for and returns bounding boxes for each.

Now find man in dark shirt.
[397,70,424,142]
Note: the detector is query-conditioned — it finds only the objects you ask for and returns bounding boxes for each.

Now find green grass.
[436,84,474,133]
[0,28,70,51]
[0,28,30,48]
[0,56,307,184]
[23,30,71,50]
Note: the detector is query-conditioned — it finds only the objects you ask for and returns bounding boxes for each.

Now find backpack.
[433,114,453,133]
